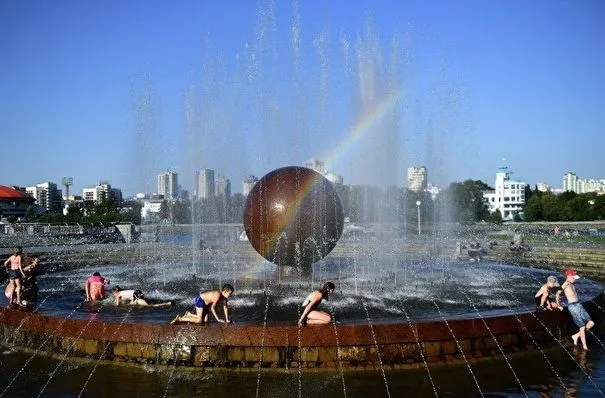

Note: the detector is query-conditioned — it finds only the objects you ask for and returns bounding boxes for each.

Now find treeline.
[21,199,142,225]
[524,189,605,221]
[19,182,603,227]
[153,179,494,226]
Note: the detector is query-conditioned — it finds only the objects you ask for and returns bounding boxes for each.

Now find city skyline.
[1,1,604,196]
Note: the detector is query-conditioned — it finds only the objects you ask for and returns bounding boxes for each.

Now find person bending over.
[298,281,335,326]
[171,284,234,325]
[85,272,110,301]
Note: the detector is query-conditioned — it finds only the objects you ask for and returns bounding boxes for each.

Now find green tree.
[159,200,170,222]
[24,205,37,222]
[487,208,503,224]
[541,193,559,221]
[524,193,543,221]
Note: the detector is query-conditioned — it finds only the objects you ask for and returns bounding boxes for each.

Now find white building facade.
[563,172,605,194]
[407,166,427,192]
[215,177,231,197]
[196,169,215,199]
[242,175,258,196]
[157,171,178,200]
[82,182,122,204]
[25,182,63,213]
[483,167,526,220]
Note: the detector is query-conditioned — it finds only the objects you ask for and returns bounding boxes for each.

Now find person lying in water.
[298,281,335,326]
[171,283,234,325]
[111,286,172,307]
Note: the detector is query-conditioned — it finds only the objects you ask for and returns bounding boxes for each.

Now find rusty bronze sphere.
[243,166,344,269]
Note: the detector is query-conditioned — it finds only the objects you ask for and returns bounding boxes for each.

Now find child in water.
[112,286,172,307]
[298,281,335,326]
[171,284,234,325]
[556,269,594,350]
[534,275,563,311]
[4,246,25,305]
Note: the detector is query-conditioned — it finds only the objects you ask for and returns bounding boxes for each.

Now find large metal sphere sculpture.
[244,166,344,269]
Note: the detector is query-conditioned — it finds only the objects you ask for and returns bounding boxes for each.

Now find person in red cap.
[556,269,594,350]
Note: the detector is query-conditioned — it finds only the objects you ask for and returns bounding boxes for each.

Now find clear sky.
[1,0,604,196]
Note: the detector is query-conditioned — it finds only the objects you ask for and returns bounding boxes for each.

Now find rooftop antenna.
[62,177,73,199]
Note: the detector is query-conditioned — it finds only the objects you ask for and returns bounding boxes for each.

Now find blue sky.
[1,0,603,196]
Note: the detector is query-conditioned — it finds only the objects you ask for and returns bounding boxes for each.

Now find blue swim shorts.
[194,294,206,309]
[7,269,21,280]
[567,302,592,329]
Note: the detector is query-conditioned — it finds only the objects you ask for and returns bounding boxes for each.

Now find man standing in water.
[556,269,594,350]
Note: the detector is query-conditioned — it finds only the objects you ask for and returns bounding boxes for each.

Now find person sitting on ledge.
[112,286,172,307]
[85,272,110,301]
[171,283,234,325]
[534,275,563,311]
[298,281,335,326]
[556,269,595,351]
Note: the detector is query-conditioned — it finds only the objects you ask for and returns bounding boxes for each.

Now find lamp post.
[416,200,421,235]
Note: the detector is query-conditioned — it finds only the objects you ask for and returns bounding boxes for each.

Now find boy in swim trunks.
[171,283,234,325]
[4,246,25,305]
[556,269,595,350]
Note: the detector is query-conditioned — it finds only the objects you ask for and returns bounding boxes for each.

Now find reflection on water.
[1,337,604,397]
[21,258,603,324]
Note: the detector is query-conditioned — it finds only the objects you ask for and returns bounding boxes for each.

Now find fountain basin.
[1,294,602,369]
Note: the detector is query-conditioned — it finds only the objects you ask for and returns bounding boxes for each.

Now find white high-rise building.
[563,172,578,193]
[157,171,178,200]
[407,166,427,192]
[563,172,605,194]
[82,182,122,204]
[536,182,551,192]
[483,167,526,220]
[215,177,231,197]
[196,169,215,199]
[26,182,63,213]
[242,175,258,196]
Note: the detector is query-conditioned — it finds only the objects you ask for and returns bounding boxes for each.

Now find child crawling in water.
[112,286,172,307]
[171,284,234,325]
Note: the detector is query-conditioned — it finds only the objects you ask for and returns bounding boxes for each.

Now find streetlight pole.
[416,201,421,235]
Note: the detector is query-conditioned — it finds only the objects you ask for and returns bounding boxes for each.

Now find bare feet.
[572,334,579,346]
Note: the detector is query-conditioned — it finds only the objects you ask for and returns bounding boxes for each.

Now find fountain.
[243,166,344,273]
[1,2,604,396]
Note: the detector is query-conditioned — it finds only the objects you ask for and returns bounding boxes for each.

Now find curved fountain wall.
[1,294,602,369]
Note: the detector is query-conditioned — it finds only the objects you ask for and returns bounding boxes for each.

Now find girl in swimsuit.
[298,281,335,326]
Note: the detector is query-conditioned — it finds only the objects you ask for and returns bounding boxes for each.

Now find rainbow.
[323,91,399,171]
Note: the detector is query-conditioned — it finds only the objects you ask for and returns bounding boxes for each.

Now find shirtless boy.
[112,286,171,307]
[534,275,563,311]
[171,284,234,325]
[556,269,594,350]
